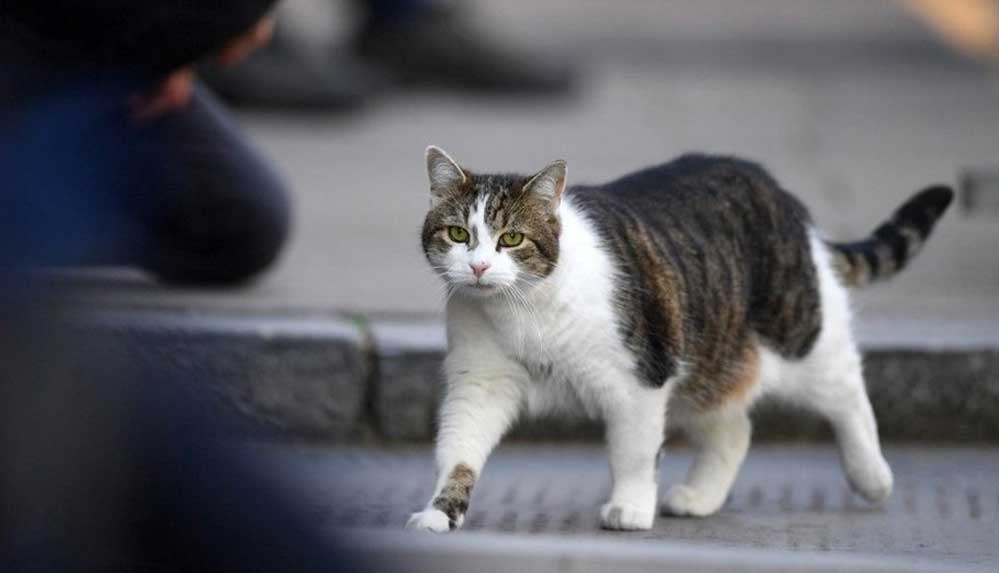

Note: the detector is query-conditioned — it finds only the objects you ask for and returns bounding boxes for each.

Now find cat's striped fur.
[827,185,954,287]
[409,147,953,532]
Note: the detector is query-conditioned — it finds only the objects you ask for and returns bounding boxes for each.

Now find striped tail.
[828,185,954,287]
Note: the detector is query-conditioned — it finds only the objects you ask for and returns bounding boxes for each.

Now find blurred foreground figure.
[0,298,359,572]
[203,0,578,110]
[1,2,290,284]
[2,7,365,568]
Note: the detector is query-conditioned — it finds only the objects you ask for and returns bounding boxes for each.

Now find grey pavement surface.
[75,0,999,337]
[254,443,999,571]
[342,529,973,573]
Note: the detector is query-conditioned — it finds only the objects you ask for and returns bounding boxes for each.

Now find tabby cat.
[408,146,953,532]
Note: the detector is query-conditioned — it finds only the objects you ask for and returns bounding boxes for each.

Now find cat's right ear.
[426,145,466,207]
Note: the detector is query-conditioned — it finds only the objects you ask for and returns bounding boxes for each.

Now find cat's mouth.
[461,282,501,296]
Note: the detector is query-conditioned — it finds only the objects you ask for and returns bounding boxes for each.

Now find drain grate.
[257,445,999,570]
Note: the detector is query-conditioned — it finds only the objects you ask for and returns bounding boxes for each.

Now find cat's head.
[421,146,566,298]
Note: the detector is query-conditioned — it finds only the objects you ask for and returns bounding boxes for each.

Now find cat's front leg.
[599,381,671,531]
[406,349,527,533]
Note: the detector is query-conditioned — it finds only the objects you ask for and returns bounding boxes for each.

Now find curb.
[368,321,446,440]
[79,309,369,439]
[368,319,999,442]
[72,309,999,442]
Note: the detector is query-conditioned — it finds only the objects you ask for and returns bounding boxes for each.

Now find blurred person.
[0,298,361,572]
[1,5,368,570]
[203,0,578,110]
[1,2,290,285]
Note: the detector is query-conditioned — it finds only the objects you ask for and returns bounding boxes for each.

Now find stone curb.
[76,309,370,439]
[369,319,999,442]
[70,309,999,442]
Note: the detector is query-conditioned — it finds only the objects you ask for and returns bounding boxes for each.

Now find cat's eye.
[447,226,470,243]
[498,231,524,248]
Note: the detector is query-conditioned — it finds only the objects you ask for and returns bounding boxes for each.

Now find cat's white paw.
[405,509,452,533]
[599,501,655,531]
[660,484,724,517]
[846,457,894,504]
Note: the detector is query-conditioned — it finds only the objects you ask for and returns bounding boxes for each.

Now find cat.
[407,145,953,532]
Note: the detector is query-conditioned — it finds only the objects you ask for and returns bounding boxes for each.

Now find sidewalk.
[76,0,999,328]
[254,443,999,571]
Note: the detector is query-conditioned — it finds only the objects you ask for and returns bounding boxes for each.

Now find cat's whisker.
[506,282,546,363]
[501,287,525,354]
[434,280,460,306]
[497,286,527,356]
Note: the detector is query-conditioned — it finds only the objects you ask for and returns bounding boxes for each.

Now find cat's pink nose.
[470,262,490,279]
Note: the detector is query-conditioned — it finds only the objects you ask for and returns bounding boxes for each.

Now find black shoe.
[354,8,577,95]
[201,30,382,112]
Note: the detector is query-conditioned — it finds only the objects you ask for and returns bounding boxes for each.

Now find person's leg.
[132,84,292,285]
[353,0,576,93]
[2,73,290,285]
[199,17,376,112]
[204,0,577,109]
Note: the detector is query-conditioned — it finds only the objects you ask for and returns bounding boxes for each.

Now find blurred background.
[83,0,999,332]
[4,1,999,572]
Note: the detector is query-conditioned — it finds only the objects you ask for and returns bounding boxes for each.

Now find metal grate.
[255,444,999,570]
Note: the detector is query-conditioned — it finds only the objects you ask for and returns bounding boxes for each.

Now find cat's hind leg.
[827,368,894,504]
[772,239,893,504]
[781,341,893,504]
[660,403,752,517]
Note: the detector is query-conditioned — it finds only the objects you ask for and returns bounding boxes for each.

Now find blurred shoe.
[201,32,381,111]
[354,7,577,95]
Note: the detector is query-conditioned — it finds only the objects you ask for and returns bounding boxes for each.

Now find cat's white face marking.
[442,194,520,296]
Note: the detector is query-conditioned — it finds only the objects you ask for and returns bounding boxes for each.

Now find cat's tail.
[826,185,954,287]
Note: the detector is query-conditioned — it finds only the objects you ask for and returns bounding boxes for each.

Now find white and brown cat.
[408,146,953,532]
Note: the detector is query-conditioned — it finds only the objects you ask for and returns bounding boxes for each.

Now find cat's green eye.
[447,226,470,243]
[498,231,524,248]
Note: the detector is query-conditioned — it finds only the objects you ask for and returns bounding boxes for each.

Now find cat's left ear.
[523,160,567,208]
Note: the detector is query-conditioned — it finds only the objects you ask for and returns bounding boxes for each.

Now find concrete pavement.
[254,443,999,571]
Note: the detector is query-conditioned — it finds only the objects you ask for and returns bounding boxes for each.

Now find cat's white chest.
[481,294,598,417]
[481,279,635,418]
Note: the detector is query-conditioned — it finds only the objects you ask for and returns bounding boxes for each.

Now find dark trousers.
[1,59,291,285]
